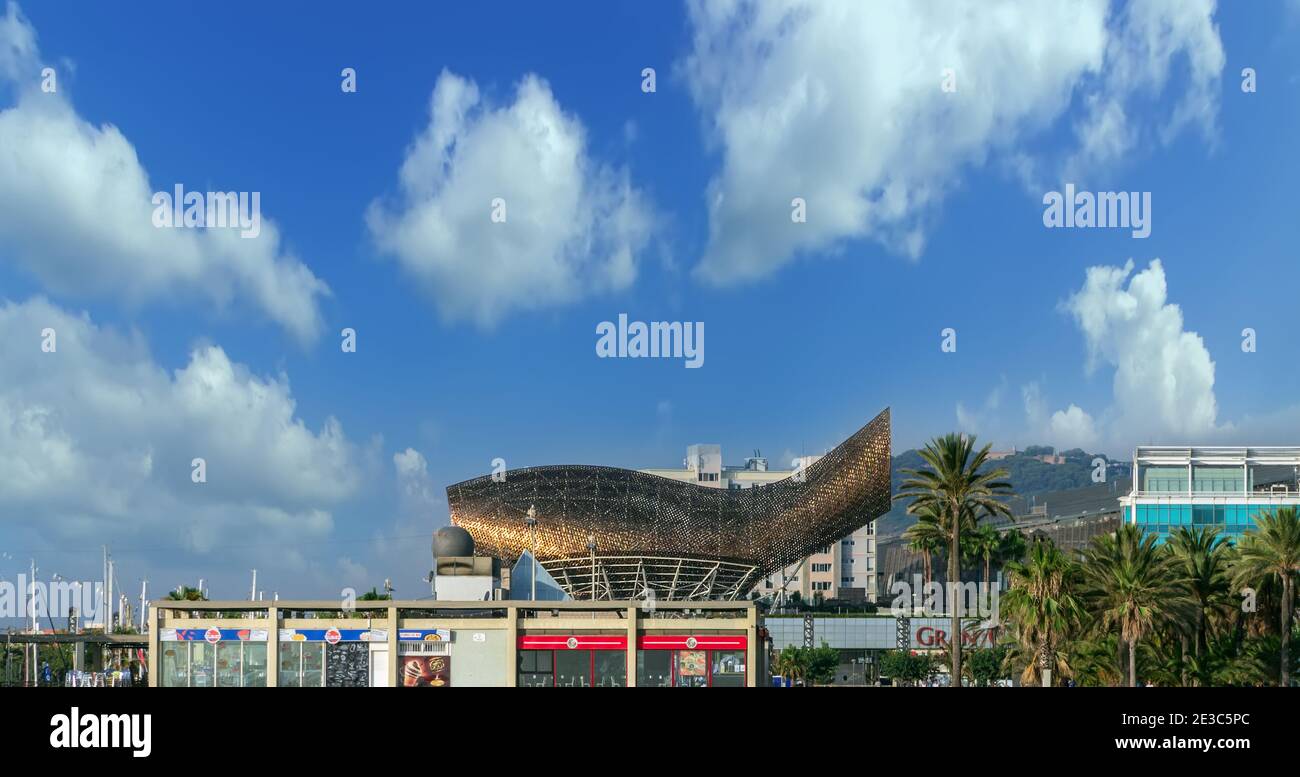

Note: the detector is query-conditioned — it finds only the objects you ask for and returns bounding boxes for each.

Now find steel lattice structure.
[446,408,891,600]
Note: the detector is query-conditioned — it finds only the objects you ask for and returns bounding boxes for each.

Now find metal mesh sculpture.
[446,408,891,600]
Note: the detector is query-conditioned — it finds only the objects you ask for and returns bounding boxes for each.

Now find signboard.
[637,635,747,650]
[914,625,995,649]
[397,629,450,642]
[518,634,628,650]
[161,628,269,642]
[400,654,451,687]
[279,628,383,642]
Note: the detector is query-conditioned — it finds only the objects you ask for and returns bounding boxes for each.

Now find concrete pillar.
[746,606,758,688]
[386,605,399,688]
[266,605,279,688]
[626,606,638,687]
[506,605,518,687]
[146,605,159,687]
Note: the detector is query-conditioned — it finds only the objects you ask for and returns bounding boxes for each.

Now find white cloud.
[956,380,1006,439]
[0,4,329,343]
[1049,404,1100,450]
[1064,0,1224,177]
[681,0,1223,283]
[367,70,654,327]
[394,447,438,518]
[1051,259,1224,447]
[0,296,360,561]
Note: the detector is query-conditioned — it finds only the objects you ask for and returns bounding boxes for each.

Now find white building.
[640,449,879,603]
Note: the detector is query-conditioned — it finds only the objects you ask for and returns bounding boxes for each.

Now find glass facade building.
[1122,447,1300,543]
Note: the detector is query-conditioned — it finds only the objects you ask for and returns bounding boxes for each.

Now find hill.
[876,446,1129,537]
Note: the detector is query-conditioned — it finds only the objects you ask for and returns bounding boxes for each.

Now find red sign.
[637,635,747,650]
[204,628,221,644]
[324,628,342,645]
[915,626,993,649]
[518,634,628,650]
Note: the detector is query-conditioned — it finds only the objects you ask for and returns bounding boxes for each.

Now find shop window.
[554,649,593,687]
[216,641,241,687]
[711,650,746,687]
[518,649,554,687]
[593,651,627,688]
[302,642,324,687]
[190,643,214,687]
[278,642,302,687]
[636,650,672,687]
[161,645,188,688]
[242,643,267,687]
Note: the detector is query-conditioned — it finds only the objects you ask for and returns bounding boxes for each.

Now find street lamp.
[525,504,538,602]
[587,534,597,600]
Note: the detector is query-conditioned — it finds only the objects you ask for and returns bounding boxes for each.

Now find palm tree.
[1000,538,1086,686]
[1168,527,1234,658]
[904,506,946,590]
[968,523,1002,589]
[1231,507,1300,686]
[164,585,206,601]
[896,433,1013,686]
[1079,524,1195,687]
[774,646,808,685]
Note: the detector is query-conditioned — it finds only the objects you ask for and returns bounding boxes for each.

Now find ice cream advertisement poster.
[400,654,451,687]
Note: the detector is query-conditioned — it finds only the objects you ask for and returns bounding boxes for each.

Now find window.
[1142,466,1188,493]
[520,649,626,687]
[1193,466,1243,494]
[518,649,554,688]
[164,640,267,688]
[277,642,325,687]
[711,651,746,687]
[593,651,627,688]
[555,650,593,687]
[637,650,672,687]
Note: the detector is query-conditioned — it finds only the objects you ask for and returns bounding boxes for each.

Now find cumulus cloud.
[0,297,360,562]
[681,0,1223,283]
[0,4,329,343]
[368,70,654,327]
[393,447,439,518]
[1047,259,1224,447]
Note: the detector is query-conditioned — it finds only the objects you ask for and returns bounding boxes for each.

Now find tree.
[1000,538,1086,686]
[966,646,1008,687]
[880,650,937,687]
[806,642,840,686]
[164,586,207,601]
[1168,527,1234,659]
[1232,507,1300,687]
[904,506,946,589]
[896,433,1014,687]
[773,646,809,685]
[967,523,1002,589]
[1079,524,1195,688]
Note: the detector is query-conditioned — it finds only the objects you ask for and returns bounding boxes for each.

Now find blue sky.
[1,1,1298,603]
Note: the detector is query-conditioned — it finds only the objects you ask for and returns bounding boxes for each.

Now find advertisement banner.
[279,628,385,642]
[161,628,268,642]
[399,654,451,687]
